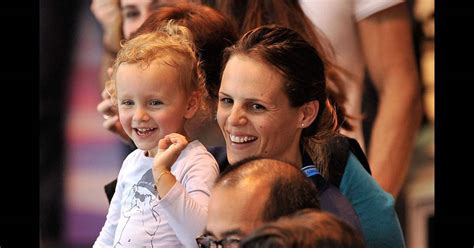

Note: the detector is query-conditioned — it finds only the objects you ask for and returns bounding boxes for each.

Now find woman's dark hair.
[133,2,238,101]
[222,25,339,177]
[215,0,353,131]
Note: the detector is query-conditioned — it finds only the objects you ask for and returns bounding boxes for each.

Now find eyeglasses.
[196,235,241,248]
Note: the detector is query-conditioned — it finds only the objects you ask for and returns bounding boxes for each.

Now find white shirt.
[93,140,219,248]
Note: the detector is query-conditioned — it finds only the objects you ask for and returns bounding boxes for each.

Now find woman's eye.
[150,100,163,106]
[251,103,266,111]
[219,97,233,105]
[123,10,139,19]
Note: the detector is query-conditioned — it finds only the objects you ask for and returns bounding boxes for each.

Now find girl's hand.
[152,133,187,197]
[153,133,188,173]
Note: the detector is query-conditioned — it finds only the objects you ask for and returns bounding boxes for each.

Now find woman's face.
[120,0,189,39]
[121,0,156,39]
[217,55,305,165]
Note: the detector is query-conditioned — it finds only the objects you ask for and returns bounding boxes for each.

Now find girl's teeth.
[136,128,155,135]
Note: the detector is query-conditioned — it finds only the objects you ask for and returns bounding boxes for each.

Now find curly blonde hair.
[106,20,208,113]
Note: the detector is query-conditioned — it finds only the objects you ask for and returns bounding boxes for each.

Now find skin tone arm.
[152,133,188,198]
[90,0,122,54]
[91,0,123,87]
[358,3,423,198]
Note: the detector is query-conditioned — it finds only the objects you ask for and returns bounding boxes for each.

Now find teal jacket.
[340,152,405,248]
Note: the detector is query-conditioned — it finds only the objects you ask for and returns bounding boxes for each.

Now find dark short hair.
[240,209,366,248]
[134,2,238,100]
[215,157,320,222]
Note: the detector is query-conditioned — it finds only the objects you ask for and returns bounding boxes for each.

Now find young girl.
[93,21,219,248]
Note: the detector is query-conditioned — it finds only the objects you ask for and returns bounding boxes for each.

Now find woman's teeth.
[229,134,257,143]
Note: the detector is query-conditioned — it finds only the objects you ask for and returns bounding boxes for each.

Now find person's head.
[240,209,366,248]
[200,157,319,247]
[133,2,238,102]
[106,21,205,156]
[217,25,339,176]
[215,0,316,40]
[214,0,351,130]
[120,0,191,39]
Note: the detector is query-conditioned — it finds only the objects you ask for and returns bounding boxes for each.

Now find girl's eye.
[219,97,233,105]
[121,100,133,106]
[150,100,163,106]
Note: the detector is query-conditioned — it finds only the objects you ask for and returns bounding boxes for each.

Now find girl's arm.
[153,134,219,247]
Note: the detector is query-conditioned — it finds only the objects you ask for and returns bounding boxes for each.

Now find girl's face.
[217,55,306,165]
[120,0,193,39]
[115,62,197,156]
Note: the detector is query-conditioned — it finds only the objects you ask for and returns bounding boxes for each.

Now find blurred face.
[205,182,269,243]
[115,62,196,156]
[121,0,157,39]
[120,0,190,39]
[217,55,304,165]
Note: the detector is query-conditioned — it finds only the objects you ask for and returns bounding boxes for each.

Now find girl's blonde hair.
[106,20,208,113]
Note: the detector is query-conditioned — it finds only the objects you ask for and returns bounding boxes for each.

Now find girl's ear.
[298,100,319,128]
[184,91,200,119]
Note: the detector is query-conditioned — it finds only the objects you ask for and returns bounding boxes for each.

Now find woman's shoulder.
[206,146,230,173]
[327,135,371,187]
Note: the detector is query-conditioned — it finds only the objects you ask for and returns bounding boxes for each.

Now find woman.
[216,25,405,248]
[214,0,423,200]
[213,0,353,133]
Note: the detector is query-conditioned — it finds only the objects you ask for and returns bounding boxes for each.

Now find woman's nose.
[227,106,247,126]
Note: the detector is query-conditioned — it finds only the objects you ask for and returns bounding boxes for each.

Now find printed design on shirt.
[114,169,160,247]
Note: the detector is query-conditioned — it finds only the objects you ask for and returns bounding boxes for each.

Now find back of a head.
[240,209,366,248]
[133,2,238,100]
[216,157,320,222]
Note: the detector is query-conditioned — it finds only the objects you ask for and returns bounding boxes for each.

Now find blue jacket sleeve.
[340,152,406,248]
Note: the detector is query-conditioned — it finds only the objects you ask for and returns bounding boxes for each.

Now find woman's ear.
[184,91,200,119]
[299,100,319,128]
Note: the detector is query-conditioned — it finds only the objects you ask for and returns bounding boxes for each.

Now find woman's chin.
[227,144,259,164]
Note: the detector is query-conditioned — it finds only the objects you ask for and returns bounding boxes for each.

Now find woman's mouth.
[229,134,257,144]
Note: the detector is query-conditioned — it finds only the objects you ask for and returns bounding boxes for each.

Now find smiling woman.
[218,25,334,176]
[218,54,306,167]
[215,25,406,248]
